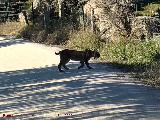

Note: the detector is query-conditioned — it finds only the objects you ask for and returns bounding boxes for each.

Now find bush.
[19,19,72,45]
[135,61,160,87]
[65,28,104,51]
[136,3,160,17]
[101,39,160,64]
[18,24,43,40]
[33,30,47,43]
[100,37,160,87]
[0,22,26,35]
[46,29,69,45]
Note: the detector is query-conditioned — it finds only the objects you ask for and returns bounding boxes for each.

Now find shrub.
[65,28,104,51]
[101,39,160,64]
[46,30,69,45]
[33,30,47,43]
[135,61,160,87]
[18,24,43,39]
[101,37,160,87]
[137,3,160,17]
[0,22,25,35]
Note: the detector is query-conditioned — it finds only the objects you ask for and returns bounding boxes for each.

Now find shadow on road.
[0,38,27,48]
[0,63,160,119]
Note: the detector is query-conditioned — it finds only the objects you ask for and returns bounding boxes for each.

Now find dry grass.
[0,22,26,36]
[65,28,103,51]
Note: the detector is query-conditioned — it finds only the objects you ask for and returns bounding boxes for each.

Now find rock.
[83,0,160,41]
[19,11,29,25]
[130,16,160,40]
[83,0,135,41]
[33,0,40,9]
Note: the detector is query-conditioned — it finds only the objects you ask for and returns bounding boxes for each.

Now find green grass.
[136,3,160,16]
[101,39,160,64]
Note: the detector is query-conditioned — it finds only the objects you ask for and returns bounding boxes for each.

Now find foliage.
[135,61,160,88]
[18,24,43,39]
[136,3,160,16]
[18,20,72,44]
[97,36,160,87]
[46,28,70,45]
[65,28,104,51]
[0,22,26,35]
[101,39,160,65]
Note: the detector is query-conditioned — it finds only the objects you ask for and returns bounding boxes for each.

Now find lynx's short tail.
[55,51,61,55]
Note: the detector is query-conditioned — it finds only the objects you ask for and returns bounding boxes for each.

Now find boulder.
[83,0,160,41]
[131,16,160,40]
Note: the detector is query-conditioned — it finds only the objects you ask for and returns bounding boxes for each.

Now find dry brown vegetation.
[0,22,26,36]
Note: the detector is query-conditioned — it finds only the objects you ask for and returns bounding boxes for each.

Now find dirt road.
[0,37,160,120]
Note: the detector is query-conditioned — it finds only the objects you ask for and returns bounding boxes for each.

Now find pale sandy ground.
[0,37,160,120]
[0,37,61,72]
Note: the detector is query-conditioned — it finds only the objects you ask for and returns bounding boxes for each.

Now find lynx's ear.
[93,50,100,59]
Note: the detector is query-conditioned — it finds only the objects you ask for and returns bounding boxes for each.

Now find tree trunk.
[58,0,62,18]
[91,8,94,32]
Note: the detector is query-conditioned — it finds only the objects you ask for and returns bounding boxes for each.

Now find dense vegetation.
[136,2,160,16]
[66,28,160,87]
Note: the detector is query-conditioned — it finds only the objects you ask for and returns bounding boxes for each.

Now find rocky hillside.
[83,0,160,41]
[21,0,160,42]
